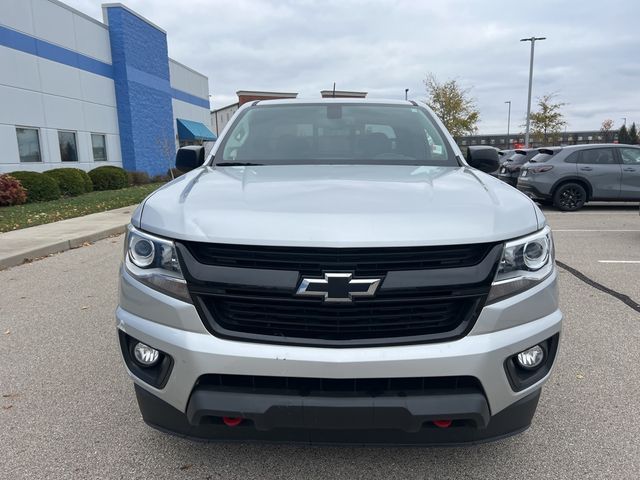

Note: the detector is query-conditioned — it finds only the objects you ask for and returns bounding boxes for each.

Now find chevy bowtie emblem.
[296,273,381,303]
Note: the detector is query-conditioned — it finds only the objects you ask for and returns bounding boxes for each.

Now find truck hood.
[139,165,541,247]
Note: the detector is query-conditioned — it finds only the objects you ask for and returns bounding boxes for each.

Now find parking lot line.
[553,229,640,232]
[598,260,640,264]
[545,212,638,216]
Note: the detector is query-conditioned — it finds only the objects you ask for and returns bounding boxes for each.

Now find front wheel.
[553,183,587,211]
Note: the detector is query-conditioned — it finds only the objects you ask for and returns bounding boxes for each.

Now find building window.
[16,127,42,162]
[58,131,78,162]
[91,134,107,161]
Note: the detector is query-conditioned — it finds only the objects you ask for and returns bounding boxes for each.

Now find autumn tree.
[628,122,638,144]
[600,119,615,142]
[424,73,479,137]
[618,124,630,144]
[528,93,567,145]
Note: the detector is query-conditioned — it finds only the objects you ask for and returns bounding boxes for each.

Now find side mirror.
[175,146,205,173]
[466,146,500,173]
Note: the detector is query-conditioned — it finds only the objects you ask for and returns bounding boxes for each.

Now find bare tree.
[600,119,615,142]
[156,135,178,179]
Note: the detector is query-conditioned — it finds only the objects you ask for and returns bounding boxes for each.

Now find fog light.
[516,345,544,370]
[133,342,160,367]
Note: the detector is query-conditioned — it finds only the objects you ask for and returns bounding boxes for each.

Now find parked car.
[497,149,539,186]
[518,144,640,211]
[491,148,516,176]
[118,99,562,444]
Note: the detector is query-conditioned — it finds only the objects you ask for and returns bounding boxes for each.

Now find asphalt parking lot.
[1,204,639,479]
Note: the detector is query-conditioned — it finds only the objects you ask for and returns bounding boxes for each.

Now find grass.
[0,183,163,233]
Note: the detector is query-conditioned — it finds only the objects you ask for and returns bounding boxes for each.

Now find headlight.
[124,225,191,302]
[487,225,554,303]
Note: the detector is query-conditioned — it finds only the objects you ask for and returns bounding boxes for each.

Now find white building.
[211,102,239,137]
[0,0,214,175]
[211,90,298,136]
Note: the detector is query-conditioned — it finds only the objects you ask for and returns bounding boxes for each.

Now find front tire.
[553,183,586,211]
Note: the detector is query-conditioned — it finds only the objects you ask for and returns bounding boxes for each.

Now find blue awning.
[176,118,217,141]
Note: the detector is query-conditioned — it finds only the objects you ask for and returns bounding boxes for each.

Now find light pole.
[521,36,546,147]
[405,88,409,100]
[505,100,511,149]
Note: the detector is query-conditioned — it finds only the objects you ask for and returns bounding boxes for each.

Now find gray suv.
[117,99,562,444]
[518,144,640,211]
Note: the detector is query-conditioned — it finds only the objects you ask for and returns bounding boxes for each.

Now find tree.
[618,124,630,144]
[156,135,178,179]
[424,73,479,137]
[600,119,615,142]
[528,93,567,145]
[628,122,638,144]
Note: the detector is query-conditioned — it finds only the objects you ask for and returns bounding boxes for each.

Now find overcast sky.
[67,0,640,134]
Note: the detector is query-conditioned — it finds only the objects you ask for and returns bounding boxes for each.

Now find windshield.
[215,103,457,166]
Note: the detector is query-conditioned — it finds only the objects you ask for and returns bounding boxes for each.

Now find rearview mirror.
[466,146,500,173]
[175,146,205,173]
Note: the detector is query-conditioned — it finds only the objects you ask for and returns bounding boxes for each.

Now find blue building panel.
[106,5,175,175]
[0,24,113,78]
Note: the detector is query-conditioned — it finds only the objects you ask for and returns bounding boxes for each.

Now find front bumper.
[117,267,562,443]
[134,383,541,445]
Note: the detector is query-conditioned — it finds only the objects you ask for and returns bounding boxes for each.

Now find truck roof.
[249,98,416,106]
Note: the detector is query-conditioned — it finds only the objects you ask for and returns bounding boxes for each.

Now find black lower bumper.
[517,182,551,201]
[134,385,541,445]
[497,174,519,187]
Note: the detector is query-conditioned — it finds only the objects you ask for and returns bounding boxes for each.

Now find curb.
[0,223,128,271]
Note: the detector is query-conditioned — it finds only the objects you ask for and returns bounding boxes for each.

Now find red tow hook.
[433,419,453,428]
[222,416,243,427]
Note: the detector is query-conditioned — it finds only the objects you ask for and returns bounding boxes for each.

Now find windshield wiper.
[214,162,264,167]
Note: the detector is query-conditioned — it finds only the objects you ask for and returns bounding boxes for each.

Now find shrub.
[89,166,128,191]
[0,174,28,206]
[150,174,171,183]
[8,171,61,202]
[76,169,93,192]
[127,170,151,186]
[44,168,87,196]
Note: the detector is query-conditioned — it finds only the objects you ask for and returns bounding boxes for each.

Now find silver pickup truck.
[116,98,562,444]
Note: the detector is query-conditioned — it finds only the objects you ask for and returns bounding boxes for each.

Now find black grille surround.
[183,241,497,277]
[177,242,502,348]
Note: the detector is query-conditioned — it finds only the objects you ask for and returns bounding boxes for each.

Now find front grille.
[183,241,496,276]
[196,374,483,398]
[179,243,499,347]
[195,288,485,346]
